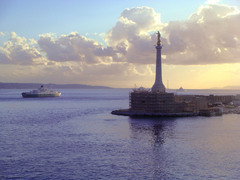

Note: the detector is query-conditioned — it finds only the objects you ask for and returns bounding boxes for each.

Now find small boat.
[22,85,61,98]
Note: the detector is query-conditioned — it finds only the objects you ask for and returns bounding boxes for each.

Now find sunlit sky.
[1,0,240,89]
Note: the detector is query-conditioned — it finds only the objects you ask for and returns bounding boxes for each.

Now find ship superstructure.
[22,85,61,98]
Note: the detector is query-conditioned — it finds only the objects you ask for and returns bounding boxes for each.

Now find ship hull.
[22,92,61,98]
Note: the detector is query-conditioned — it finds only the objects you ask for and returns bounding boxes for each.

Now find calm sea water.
[1,88,240,180]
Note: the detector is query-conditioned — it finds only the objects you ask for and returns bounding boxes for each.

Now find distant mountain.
[211,86,240,90]
[0,83,111,89]
[223,86,240,90]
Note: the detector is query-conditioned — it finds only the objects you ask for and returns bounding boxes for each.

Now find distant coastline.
[0,82,111,89]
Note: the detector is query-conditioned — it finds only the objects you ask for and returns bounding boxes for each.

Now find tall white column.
[152,43,166,93]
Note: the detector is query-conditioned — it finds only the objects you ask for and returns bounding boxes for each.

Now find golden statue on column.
[156,31,161,46]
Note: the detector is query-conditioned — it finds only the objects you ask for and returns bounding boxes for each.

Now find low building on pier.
[129,91,197,114]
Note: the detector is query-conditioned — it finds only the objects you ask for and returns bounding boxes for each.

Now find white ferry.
[22,85,61,98]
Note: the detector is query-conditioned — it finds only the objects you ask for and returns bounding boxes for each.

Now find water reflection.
[128,117,177,146]
[127,117,178,179]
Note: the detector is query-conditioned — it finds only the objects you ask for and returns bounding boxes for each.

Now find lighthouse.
[151,31,166,93]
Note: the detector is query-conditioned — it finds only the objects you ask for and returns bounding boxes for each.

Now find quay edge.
[111,109,199,117]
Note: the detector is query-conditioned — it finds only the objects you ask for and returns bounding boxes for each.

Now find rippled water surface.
[1,89,240,179]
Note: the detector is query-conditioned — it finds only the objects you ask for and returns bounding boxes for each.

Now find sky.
[1,0,240,89]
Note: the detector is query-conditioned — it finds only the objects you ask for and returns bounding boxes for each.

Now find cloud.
[4,61,152,87]
[0,32,45,65]
[105,4,240,65]
[38,32,115,64]
[162,4,240,65]
[3,5,239,67]
[105,7,163,64]
[106,7,162,44]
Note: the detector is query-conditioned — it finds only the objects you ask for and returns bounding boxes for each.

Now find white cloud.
[38,32,116,64]
[105,7,162,64]
[106,7,162,46]
[1,4,240,87]
[162,4,240,65]
[4,5,239,67]
[0,32,46,65]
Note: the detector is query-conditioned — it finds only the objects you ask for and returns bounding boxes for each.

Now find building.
[130,91,197,114]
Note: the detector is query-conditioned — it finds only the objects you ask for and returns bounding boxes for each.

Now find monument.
[151,31,166,93]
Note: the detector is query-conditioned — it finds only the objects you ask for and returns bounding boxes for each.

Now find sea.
[1,88,240,180]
